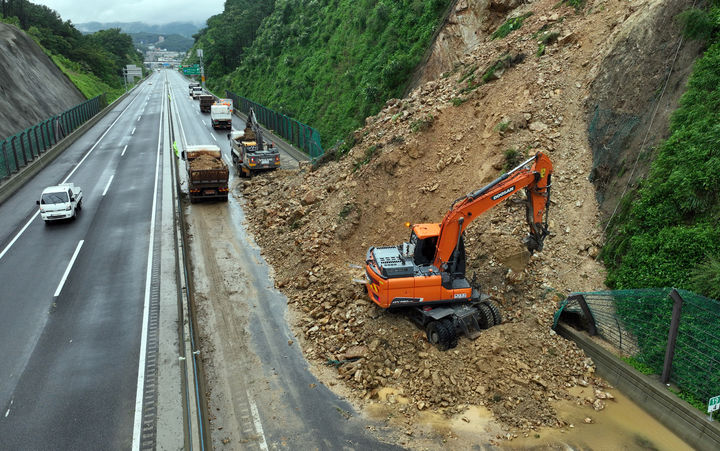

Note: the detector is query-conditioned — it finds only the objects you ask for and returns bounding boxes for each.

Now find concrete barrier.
[0,89,134,206]
[556,322,720,450]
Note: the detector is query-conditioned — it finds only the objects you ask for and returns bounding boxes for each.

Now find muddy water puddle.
[365,386,691,450]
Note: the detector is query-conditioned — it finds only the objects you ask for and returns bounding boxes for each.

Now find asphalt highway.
[0,74,166,448]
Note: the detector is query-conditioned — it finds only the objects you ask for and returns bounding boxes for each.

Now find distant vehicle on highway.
[37,183,83,222]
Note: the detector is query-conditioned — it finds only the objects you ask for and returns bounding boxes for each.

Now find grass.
[491,12,533,40]
[51,54,125,103]
[504,148,524,170]
[410,114,435,133]
[494,120,510,133]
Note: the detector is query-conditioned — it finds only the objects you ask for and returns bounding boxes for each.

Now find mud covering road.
[184,194,402,449]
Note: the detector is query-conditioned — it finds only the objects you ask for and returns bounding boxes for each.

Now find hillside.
[232,0,702,443]
[193,0,454,147]
[0,22,86,139]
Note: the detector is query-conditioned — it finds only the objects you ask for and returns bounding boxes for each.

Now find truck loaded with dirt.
[184,145,229,202]
[189,0,706,447]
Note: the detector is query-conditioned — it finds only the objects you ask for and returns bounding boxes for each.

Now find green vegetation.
[1,1,142,98]
[602,4,720,297]
[192,0,452,149]
[51,54,125,102]
[491,12,533,40]
[503,148,524,170]
[410,114,435,133]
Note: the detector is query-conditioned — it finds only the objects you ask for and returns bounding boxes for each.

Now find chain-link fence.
[0,94,106,181]
[225,91,324,161]
[554,288,720,415]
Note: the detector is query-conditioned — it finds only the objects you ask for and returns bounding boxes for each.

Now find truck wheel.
[477,303,495,329]
[426,320,452,351]
[483,300,502,325]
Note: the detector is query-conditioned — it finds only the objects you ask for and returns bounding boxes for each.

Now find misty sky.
[32,0,225,25]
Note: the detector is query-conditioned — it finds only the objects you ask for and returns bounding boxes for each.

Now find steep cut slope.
[230,0,696,444]
[0,22,86,139]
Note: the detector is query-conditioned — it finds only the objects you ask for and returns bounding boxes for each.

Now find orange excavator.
[364,152,552,349]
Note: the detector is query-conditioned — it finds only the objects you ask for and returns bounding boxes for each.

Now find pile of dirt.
[189,153,225,170]
[236,0,683,439]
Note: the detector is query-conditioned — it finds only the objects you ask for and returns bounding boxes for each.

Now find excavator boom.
[433,152,552,269]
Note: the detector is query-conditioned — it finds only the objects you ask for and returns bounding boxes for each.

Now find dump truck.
[199,94,215,113]
[210,101,232,130]
[228,108,280,177]
[364,152,553,350]
[184,145,229,202]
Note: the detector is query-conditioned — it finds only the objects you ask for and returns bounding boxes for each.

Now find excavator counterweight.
[364,152,552,349]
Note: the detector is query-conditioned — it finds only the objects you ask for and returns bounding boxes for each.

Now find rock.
[584,417,593,424]
[301,191,319,206]
[592,399,605,411]
[344,346,368,360]
[529,121,549,132]
[558,33,577,46]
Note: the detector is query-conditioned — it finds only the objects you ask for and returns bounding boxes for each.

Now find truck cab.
[37,183,83,222]
[188,82,200,96]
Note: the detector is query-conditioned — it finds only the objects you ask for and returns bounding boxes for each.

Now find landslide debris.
[236,0,675,439]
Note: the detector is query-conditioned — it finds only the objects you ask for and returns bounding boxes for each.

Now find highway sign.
[709,395,720,413]
[183,65,200,75]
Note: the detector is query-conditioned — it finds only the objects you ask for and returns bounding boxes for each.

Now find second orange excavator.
[364,152,553,349]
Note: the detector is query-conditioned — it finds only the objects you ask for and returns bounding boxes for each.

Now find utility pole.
[122,68,128,93]
[197,49,205,89]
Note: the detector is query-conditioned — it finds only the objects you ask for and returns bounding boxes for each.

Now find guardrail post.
[1,141,11,177]
[11,136,22,167]
[661,289,684,384]
[33,126,40,157]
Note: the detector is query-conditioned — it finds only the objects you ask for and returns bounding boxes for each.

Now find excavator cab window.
[410,232,437,267]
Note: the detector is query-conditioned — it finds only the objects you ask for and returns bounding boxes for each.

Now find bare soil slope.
[233,0,694,443]
[0,22,86,140]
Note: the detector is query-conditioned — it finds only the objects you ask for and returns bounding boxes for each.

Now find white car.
[37,183,83,222]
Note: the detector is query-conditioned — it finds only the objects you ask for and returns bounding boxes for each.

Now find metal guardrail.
[0,94,107,181]
[225,90,324,161]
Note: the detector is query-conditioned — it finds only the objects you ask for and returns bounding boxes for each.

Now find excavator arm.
[432,152,552,270]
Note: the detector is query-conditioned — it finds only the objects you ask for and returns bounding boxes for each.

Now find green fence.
[554,288,720,415]
[0,94,106,181]
[225,91,323,161]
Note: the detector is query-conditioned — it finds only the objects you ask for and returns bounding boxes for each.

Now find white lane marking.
[131,127,136,135]
[137,115,141,122]
[223,155,230,167]
[53,240,84,297]
[201,119,206,125]
[5,399,12,417]
[131,78,164,451]
[210,133,217,142]
[121,145,128,156]
[0,91,140,262]
[0,211,40,261]
[102,175,114,196]
[247,390,269,451]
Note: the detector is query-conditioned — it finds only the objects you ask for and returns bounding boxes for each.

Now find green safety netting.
[0,95,105,180]
[554,288,720,412]
[225,90,324,161]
